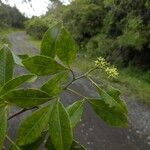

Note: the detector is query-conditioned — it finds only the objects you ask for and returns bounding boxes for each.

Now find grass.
[0,27,24,48]
[27,36,150,105]
[28,35,41,49]
[73,56,150,105]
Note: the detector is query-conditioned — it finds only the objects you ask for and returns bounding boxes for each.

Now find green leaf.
[88,99,128,127]
[1,89,52,108]
[41,72,67,97]
[56,27,77,66]
[9,132,46,150]
[88,80,128,127]
[107,86,128,113]
[49,101,73,150]
[45,136,56,150]
[41,23,61,58]
[93,81,126,112]
[0,45,14,86]
[22,55,67,76]
[67,100,84,128]
[45,138,86,150]
[17,104,54,146]
[70,140,87,150]
[0,104,7,149]
[0,75,35,95]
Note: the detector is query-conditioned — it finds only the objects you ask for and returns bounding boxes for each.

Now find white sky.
[1,0,69,18]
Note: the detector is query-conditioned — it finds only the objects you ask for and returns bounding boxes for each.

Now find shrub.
[25,17,49,39]
[86,34,114,57]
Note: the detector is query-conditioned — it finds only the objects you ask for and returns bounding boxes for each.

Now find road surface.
[8,31,150,150]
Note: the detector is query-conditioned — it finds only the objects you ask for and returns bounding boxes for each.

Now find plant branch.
[8,106,38,120]
[64,67,99,89]
[70,69,75,80]
[6,135,21,150]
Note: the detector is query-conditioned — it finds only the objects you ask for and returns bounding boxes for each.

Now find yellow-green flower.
[95,57,119,78]
[105,67,119,78]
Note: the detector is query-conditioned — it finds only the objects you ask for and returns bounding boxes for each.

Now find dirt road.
[8,32,150,150]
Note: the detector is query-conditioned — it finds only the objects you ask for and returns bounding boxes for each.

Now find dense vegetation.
[0,1,26,28]
[26,0,150,69]
[0,1,26,48]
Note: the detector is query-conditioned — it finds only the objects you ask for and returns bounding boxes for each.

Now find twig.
[64,67,98,89]
[70,69,75,80]
[6,135,21,150]
[8,106,38,120]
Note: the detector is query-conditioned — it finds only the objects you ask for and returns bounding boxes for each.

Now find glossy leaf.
[0,104,7,149]
[9,132,46,150]
[107,86,128,113]
[49,101,73,150]
[0,45,14,86]
[0,75,35,95]
[67,100,84,128]
[1,89,52,108]
[45,138,86,150]
[93,82,127,113]
[89,80,128,127]
[41,72,67,97]
[41,23,61,58]
[22,55,67,76]
[17,104,54,146]
[88,99,128,127]
[56,27,77,66]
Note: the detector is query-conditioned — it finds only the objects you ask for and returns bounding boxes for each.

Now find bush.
[25,17,49,39]
[86,34,113,57]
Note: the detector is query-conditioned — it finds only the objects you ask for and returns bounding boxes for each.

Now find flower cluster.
[95,57,119,78]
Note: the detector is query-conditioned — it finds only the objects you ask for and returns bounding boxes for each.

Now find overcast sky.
[1,0,69,17]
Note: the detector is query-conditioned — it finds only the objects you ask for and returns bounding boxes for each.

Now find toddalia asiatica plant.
[0,23,128,150]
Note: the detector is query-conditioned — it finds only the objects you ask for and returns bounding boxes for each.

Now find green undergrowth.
[73,56,150,105]
[0,28,10,48]
[0,28,23,48]
[28,35,41,49]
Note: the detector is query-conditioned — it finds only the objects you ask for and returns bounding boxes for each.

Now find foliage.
[86,34,113,57]
[0,24,128,149]
[0,2,26,28]
[25,16,58,39]
[55,0,150,68]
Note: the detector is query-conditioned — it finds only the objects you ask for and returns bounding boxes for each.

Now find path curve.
[8,32,150,150]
